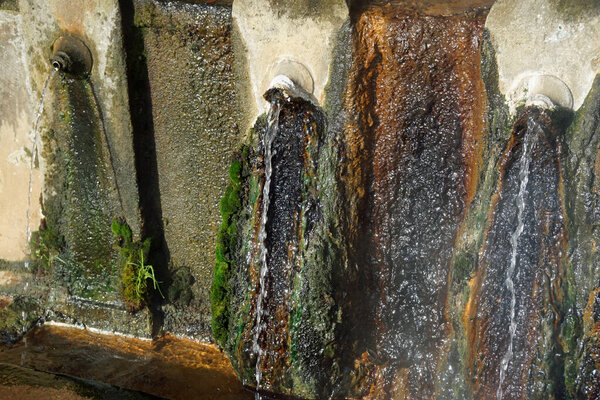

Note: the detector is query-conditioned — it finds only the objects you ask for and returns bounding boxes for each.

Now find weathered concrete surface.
[18,0,141,237]
[232,0,348,126]
[0,11,39,261]
[133,0,241,340]
[486,0,600,113]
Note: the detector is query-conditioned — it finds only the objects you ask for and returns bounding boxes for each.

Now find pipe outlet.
[51,35,93,77]
[508,74,573,112]
[262,60,317,106]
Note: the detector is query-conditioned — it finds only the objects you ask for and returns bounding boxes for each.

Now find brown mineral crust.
[340,5,487,397]
[350,0,495,16]
[464,108,567,399]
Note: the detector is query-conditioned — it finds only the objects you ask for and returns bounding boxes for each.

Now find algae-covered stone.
[0,296,42,344]
[0,0,18,11]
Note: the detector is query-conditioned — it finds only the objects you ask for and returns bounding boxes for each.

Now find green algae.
[112,218,157,312]
[211,150,246,347]
[0,0,18,11]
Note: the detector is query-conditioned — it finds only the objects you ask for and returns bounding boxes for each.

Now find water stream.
[24,70,56,269]
[496,120,535,400]
[253,99,282,396]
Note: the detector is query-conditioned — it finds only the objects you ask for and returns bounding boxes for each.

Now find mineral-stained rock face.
[339,6,487,397]
[465,107,568,399]
[563,76,600,399]
[217,91,336,398]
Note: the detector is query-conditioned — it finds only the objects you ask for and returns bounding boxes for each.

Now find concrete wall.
[0,11,39,262]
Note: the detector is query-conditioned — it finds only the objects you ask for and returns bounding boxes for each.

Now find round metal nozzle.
[51,51,72,72]
[525,94,555,110]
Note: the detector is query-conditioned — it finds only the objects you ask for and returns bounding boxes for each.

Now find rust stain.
[463,132,516,392]
[0,295,12,312]
[351,0,495,16]
[342,5,488,397]
[389,368,412,400]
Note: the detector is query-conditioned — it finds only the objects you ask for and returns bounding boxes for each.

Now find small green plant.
[130,249,163,299]
[112,218,162,311]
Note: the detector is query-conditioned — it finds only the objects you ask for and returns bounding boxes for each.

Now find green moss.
[211,150,246,347]
[0,0,18,12]
[452,252,475,283]
[30,217,66,274]
[112,218,157,311]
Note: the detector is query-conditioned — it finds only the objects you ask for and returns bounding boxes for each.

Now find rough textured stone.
[349,0,494,15]
[338,6,488,397]
[0,363,161,400]
[133,0,241,340]
[18,0,141,238]
[0,324,252,400]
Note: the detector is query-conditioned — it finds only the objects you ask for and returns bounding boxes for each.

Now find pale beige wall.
[0,11,40,261]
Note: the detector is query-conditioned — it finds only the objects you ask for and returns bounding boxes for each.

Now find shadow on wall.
[120,0,170,335]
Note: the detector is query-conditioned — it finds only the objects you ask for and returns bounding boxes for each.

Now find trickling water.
[24,70,56,269]
[497,122,535,400]
[253,99,282,396]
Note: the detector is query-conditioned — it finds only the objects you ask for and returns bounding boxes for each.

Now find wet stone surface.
[466,107,568,399]
[132,0,241,339]
[339,6,487,397]
[221,92,332,397]
[0,324,251,400]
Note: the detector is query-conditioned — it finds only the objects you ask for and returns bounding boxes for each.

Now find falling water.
[496,122,535,400]
[253,99,282,396]
[24,70,56,269]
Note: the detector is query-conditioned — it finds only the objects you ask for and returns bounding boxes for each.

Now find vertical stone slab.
[133,0,241,340]
[0,11,38,262]
[18,0,141,238]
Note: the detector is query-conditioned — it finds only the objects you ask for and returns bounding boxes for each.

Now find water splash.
[497,120,535,400]
[24,70,56,269]
[253,98,282,396]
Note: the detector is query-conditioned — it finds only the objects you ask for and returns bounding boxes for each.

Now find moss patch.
[112,218,158,312]
[211,151,245,347]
